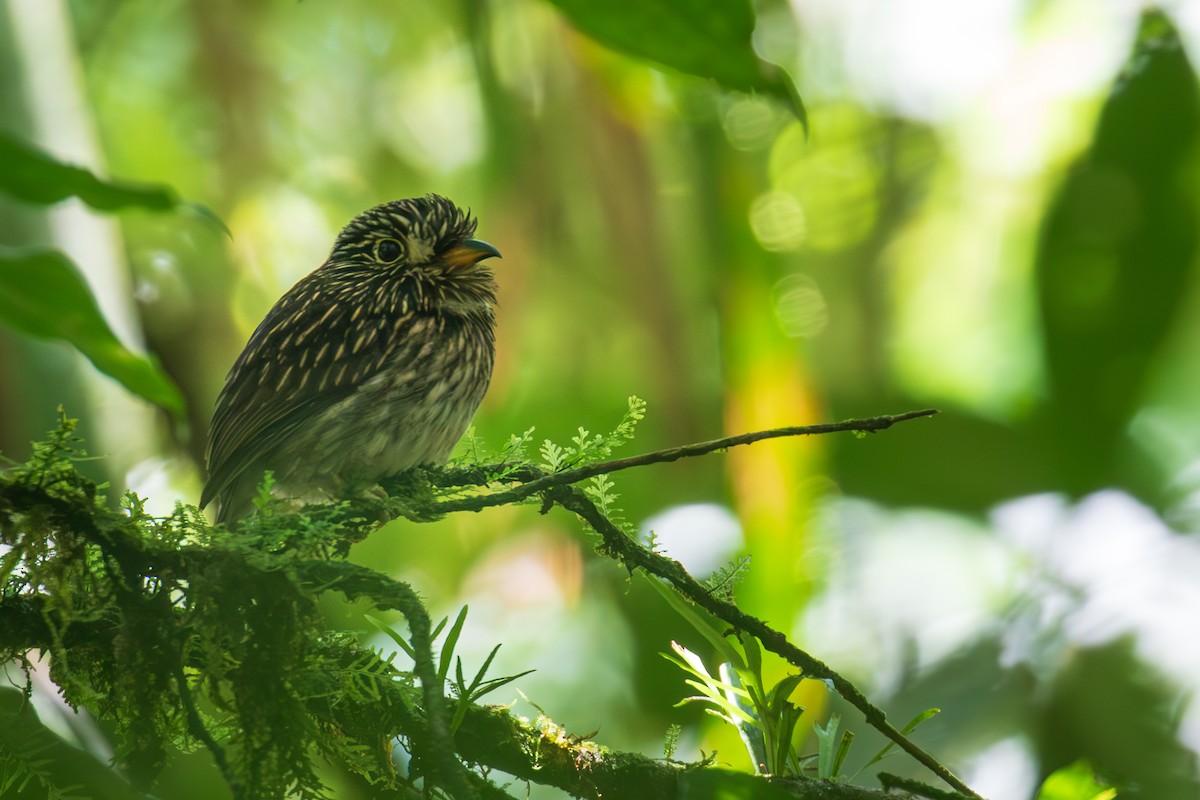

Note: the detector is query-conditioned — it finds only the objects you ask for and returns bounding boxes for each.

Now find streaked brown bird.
[201,194,500,523]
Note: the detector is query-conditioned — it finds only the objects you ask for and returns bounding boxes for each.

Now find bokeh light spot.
[722,96,780,151]
[749,190,808,251]
[772,273,829,338]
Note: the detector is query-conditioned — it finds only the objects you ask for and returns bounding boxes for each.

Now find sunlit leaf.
[0,130,177,211]
[545,0,806,125]
[0,246,184,416]
[1037,760,1117,800]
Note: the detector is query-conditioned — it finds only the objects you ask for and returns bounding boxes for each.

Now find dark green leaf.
[1035,10,1200,494]
[0,247,184,416]
[544,0,806,125]
[0,130,177,212]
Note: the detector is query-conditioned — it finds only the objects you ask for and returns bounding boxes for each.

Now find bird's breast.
[297,311,495,487]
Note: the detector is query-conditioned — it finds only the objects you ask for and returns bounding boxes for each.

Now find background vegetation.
[3,0,1200,798]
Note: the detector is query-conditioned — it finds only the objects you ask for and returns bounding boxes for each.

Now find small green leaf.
[663,723,682,760]
[545,0,806,125]
[862,707,939,769]
[0,130,177,211]
[540,439,567,471]
[252,470,277,516]
[813,713,841,779]
[832,728,854,779]
[647,576,747,671]
[438,605,470,687]
[901,706,940,734]
[365,614,418,661]
[765,674,805,719]
[0,246,185,416]
[1037,760,1117,800]
[771,698,805,774]
[737,630,763,687]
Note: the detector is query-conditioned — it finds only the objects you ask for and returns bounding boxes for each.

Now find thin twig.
[548,408,940,483]
[416,409,940,516]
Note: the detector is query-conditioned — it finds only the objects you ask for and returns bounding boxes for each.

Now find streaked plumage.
[201,194,499,522]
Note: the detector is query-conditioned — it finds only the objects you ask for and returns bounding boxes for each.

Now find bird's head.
[326,194,500,315]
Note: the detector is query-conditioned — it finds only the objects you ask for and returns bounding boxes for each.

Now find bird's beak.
[444,239,501,269]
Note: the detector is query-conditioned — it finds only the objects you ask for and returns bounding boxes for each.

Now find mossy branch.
[0,469,469,798]
[0,595,925,800]
[0,408,969,800]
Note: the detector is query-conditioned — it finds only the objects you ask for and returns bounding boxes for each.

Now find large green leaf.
[1034,10,1200,495]
[0,247,184,417]
[0,130,177,211]
[545,0,806,125]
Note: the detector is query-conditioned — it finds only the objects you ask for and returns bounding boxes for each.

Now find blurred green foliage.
[1035,14,1200,498]
[2,1,1200,798]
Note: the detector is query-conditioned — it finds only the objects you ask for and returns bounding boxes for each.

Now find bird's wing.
[201,276,433,509]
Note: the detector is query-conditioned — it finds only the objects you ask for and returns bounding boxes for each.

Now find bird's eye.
[375,239,403,264]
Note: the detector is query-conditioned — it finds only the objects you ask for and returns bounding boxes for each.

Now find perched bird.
[201,194,500,523]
